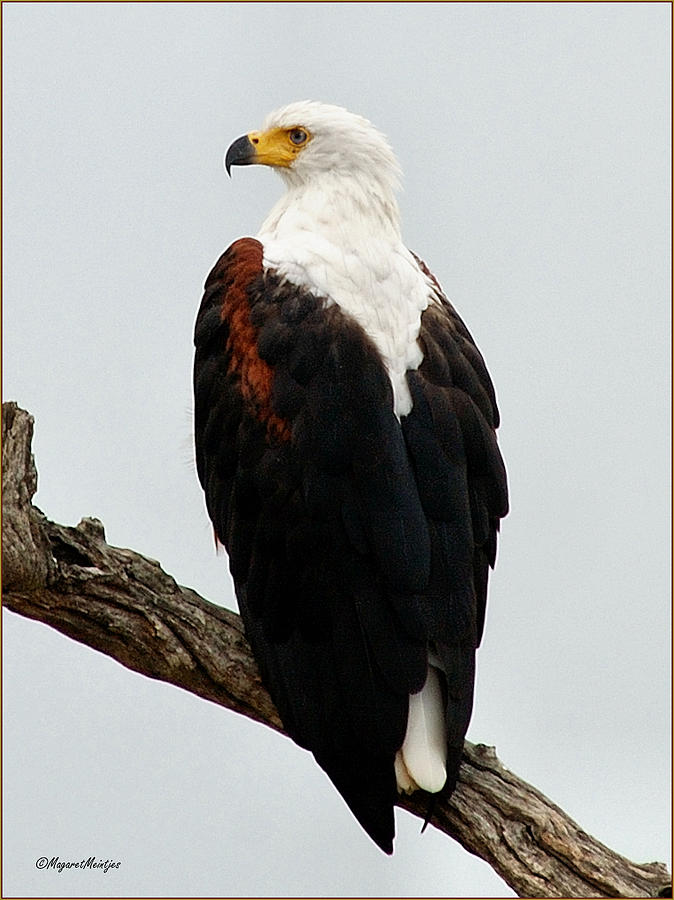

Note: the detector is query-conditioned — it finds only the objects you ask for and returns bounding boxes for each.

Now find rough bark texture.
[2,402,670,899]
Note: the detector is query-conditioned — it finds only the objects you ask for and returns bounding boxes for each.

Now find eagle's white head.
[225,100,400,188]
[224,101,401,222]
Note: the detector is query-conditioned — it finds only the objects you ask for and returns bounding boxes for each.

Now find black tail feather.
[316,752,397,854]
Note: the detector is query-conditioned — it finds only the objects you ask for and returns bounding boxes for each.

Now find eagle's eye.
[289,128,308,145]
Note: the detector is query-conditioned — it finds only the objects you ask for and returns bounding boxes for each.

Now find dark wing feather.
[400,256,508,790]
[194,240,430,853]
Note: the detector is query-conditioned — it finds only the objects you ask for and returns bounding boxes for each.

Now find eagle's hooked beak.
[224,135,256,176]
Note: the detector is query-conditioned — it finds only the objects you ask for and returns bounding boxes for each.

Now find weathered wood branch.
[2,402,670,899]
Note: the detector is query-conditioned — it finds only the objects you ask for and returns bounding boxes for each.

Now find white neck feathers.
[259,170,401,244]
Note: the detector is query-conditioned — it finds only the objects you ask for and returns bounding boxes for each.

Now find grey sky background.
[2,2,670,897]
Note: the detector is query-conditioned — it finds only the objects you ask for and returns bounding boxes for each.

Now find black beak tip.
[225,134,254,177]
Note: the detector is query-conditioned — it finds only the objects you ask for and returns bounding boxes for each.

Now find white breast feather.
[258,190,433,417]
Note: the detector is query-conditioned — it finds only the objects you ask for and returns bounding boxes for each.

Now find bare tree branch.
[2,402,670,899]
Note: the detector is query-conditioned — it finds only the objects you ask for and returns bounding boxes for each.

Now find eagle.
[193,101,508,854]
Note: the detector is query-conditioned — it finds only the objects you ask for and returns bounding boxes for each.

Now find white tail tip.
[395,665,447,794]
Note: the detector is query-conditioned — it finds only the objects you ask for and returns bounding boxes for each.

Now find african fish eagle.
[193,101,508,853]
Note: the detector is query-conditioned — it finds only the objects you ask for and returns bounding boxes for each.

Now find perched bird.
[193,101,508,853]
